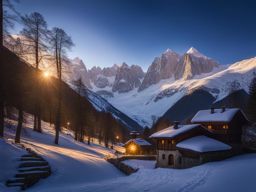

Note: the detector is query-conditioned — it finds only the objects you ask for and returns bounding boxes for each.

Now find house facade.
[191,107,249,144]
[150,108,249,169]
[124,138,154,155]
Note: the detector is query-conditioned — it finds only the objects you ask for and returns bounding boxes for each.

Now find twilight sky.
[14,0,256,70]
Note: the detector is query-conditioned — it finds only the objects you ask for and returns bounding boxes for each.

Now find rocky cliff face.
[139,47,219,91]
[63,57,91,88]
[139,49,180,91]
[88,65,118,89]
[175,48,219,80]
[112,63,144,93]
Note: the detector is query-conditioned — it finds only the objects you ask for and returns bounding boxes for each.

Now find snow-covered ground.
[0,139,27,191]
[2,118,256,192]
[62,154,256,192]
[1,118,124,191]
[122,160,156,170]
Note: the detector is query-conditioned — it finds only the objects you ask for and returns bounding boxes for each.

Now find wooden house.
[191,107,249,144]
[124,138,154,155]
[150,122,233,168]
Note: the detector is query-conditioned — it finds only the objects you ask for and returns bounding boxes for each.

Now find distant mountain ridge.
[66,47,256,128]
[9,36,255,129]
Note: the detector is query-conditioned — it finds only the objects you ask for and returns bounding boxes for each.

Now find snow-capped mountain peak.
[164,48,175,54]
[187,47,207,58]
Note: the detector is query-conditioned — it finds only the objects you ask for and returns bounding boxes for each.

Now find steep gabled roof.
[191,108,240,123]
[176,135,232,153]
[124,138,151,146]
[150,124,201,139]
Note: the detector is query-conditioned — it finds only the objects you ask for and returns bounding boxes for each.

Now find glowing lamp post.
[67,122,70,129]
[115,135,120,143]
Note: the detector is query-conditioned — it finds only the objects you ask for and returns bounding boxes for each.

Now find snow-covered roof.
[125,138,151,146]
[191,108,240,123]
[150,124,201,139]
[176,135,232,153]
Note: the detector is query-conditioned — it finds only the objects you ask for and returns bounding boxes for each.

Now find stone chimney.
[221,106,226,113]
[211,107,215,114]
[173,121,180,129]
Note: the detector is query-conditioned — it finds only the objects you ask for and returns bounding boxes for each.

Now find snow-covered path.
[63,154,256,192]
[3,119,256,192]
[23,132,124,191]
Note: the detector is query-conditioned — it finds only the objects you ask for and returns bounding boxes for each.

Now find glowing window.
[129,144,136,152]
[161,140,165,144]
[207,125,212,129]
[223,125,229,129]
[171,140,175,145]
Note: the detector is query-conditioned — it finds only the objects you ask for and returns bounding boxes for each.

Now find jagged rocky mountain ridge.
[16,40,255,129]
[63,47,256,128]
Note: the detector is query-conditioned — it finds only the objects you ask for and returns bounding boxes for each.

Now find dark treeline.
[0,0,128,145]
[0,46,128,145]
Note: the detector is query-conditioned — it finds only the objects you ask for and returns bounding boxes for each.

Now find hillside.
[0,47,128,139]
[2,119,256,192]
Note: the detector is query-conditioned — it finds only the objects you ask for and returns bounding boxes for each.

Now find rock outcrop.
[112,63,144,93]
[139,49,180,91]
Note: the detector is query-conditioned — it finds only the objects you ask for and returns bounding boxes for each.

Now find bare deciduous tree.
[20,12,49,133]
[0,0,19,137]
[49,27,74,144]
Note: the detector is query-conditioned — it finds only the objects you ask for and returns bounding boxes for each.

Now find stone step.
[19,161,48,168]
[21,175,41,190]
[21,154,39,158]
[6,182,24,187]
[20,157,44,161]
[15,171,50,179]
[6,178,25,184]
[18,166,51,173]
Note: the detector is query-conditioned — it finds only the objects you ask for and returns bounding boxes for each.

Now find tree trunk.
[0,100,4,137]
[0,0,3,136]
[15,109,23,143]
[75,126,78,141]
[54,79,62,145]
[79,127,84,142]
[0,0,3,47]
[87,136,91,145]
[37,113,42,133]
[33,114,38,131]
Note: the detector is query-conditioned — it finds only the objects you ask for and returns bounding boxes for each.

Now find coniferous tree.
[73,78,87,141]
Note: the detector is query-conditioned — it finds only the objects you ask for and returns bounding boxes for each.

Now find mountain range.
[59,47,255,129]
[10,36,256,130]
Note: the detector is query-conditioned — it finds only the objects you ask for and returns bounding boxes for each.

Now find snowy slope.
[2,118,123,191]
[37,154,256,192]
[3,117,256,192]
[0,139,26,191]
[80,89,143,131]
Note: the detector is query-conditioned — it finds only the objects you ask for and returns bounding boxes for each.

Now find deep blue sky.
[13,0,256,70]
